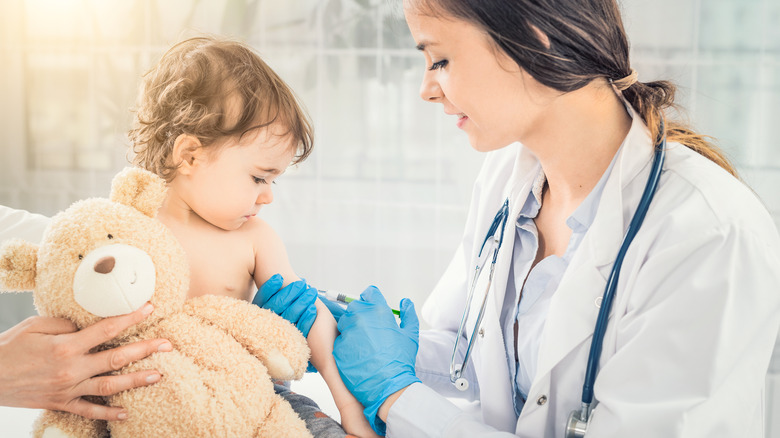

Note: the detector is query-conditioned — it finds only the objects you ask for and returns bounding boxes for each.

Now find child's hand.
[339,400,382,438]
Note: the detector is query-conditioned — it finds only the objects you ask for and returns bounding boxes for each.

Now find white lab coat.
[0,205,49,243]
[399,113,780,437]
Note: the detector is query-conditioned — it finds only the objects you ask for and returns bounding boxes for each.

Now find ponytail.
[621,80,739,178]
[410,0,740,179]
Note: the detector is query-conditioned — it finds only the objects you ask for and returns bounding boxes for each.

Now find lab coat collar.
[506,99,655,269]
[479,99,655,332]
[530,100,658,395]
[464,145,541,432]
[587,101,655,268]
[471,100,657,430]
[485,146,542,321]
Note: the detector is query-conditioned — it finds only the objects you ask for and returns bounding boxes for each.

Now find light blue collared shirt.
[501,151,619,416]
[389,150,621,436]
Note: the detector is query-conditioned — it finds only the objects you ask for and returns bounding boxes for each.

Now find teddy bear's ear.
[110,167,167,217]
[0,239,39,291]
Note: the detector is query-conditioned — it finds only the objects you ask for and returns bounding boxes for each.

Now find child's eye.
[429,59,448,71]
[253,176,279,185]
[107,234,113,240]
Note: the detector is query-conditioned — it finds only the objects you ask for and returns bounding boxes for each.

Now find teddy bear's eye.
[107,234,113,240]
[78,254,84,260]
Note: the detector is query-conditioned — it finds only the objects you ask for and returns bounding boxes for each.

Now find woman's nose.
[419,71,442,102]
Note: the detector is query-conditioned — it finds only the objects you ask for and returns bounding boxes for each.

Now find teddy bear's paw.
[265,350,295,380]
[41,426,76,438]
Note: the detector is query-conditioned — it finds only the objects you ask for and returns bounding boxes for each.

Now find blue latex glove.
[253,274,318,337]
[318,295,346,321]
[333,286,421,435]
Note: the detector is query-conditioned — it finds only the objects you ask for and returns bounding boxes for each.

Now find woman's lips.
[456,114,468,129]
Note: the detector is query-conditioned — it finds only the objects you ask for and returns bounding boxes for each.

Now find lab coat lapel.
[490,145,541,318]
[533,114,655,385]
[464,144,540,338]
[466,145,540,432]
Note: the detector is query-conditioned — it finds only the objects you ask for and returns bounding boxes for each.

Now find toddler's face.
[182,123,296,231]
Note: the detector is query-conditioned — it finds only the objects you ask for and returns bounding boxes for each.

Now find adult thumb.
[399,298,419,338]
[253,273,284,307]
[359,285,387,307]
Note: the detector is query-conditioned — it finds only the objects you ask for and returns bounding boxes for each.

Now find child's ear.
[173,134,204,175]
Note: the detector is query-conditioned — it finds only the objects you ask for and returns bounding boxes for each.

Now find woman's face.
[403,3,558,152]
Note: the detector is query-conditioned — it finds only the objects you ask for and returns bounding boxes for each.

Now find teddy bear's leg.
[32,410,108,438]
[254,393,313,438]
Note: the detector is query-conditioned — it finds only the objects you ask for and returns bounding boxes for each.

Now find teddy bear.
[0,167,313,438]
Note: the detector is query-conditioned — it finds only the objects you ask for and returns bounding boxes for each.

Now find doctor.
[258,0,780,436]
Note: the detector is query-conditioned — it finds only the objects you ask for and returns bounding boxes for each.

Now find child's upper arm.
[247,217,300,288]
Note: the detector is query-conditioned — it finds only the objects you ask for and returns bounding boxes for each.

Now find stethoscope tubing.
[580,128,667,407]
[450,199,510,385]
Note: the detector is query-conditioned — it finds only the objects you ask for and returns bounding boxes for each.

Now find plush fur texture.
[0,167,313,437]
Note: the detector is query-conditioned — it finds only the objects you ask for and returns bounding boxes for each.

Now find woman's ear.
[530,24,550,49]
[172,134,203,175]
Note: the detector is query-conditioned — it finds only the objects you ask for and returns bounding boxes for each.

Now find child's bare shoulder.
[241,216,297,283]
[240,216,283,246]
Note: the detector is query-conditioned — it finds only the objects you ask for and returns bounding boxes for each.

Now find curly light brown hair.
[129,36,314,182]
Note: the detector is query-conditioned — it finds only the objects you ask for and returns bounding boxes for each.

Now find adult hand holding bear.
[0,301,171,421]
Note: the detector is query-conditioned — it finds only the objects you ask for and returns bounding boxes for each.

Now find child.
[128,36,378,438]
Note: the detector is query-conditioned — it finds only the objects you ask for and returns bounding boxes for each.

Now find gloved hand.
[319,296,346,322]
[253,274,318,337]
[333,286,421,435]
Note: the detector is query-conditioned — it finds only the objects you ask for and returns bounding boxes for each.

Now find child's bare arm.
[251,219,379,437]
[307,300,379,438]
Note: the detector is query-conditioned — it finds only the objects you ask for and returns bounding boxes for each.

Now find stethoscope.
[448,122,667,438]
[449,197,510,391]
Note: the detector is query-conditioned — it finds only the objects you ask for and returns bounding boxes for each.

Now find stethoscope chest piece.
[565,408,591,438]
[454,377,469,391]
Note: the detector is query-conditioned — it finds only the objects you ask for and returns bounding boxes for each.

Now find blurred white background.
[0,0,778,435]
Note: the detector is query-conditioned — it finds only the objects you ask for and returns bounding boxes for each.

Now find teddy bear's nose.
[94,256,116,274]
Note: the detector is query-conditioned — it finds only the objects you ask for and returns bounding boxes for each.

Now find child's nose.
[256,187,274,205]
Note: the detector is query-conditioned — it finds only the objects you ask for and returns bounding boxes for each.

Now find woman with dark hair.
[260,0,780,436]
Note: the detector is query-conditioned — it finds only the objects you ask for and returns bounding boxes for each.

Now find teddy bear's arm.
[182,295,310,380]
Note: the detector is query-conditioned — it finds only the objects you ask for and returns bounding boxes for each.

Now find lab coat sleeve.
[418,245,480,400]
[417,147,503,400]
[417,328,480,401]
[586,223,780,437]
[386,383,516,438]
[0,205,49,243]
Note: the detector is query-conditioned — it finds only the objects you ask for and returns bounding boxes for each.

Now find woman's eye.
[107,234,113,239]
[253,176,267,185]
[429,59,448,71]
